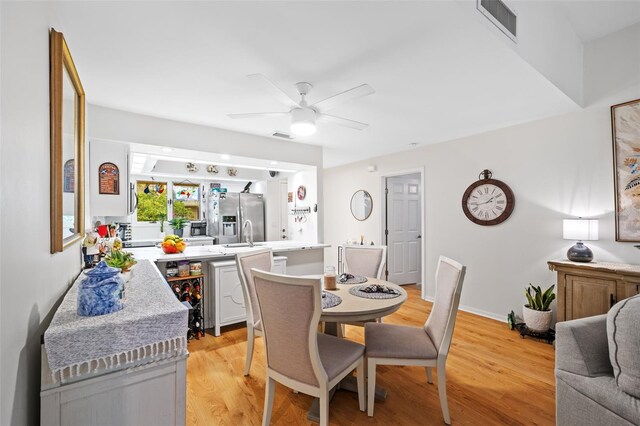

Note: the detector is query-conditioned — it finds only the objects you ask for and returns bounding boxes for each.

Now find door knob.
[417,235,422,239]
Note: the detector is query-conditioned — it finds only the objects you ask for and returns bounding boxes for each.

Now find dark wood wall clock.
[462,169,515,226]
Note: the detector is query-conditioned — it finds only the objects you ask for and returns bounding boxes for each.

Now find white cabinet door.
[211,257,287,336]
[218,266,247,332]
[89,140,130,217]
[273,258,286,274]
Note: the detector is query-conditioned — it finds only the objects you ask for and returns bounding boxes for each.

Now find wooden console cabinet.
[548,260,640,321]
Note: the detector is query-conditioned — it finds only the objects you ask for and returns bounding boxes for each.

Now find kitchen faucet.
[242,219,254,247]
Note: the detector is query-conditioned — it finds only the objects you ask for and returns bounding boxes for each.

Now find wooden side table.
[548,260,640,321]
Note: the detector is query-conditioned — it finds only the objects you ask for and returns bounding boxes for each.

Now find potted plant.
[168,217,187,237]
[105,250,137,282]
[523,284,555,332]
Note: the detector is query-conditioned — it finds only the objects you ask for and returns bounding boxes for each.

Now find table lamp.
[563,218,598,262]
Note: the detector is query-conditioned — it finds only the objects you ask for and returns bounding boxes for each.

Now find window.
[136,181,167,222]
[173,183,200,220]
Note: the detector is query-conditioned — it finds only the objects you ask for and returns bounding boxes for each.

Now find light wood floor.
[186,285,555,425]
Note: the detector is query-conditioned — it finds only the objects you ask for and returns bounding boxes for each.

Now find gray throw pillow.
[607,294,640,399]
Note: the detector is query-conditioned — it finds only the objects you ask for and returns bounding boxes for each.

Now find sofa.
[555,294,640,426]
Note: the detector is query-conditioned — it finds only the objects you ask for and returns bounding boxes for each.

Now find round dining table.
[307,276,408,422]
[320,277,407,335]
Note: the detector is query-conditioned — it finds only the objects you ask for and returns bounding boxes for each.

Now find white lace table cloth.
[44,259,188,381]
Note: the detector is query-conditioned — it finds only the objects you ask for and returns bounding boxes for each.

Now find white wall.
[1,3,85,425]
[89,105,324,242]
[324,90,640,322]
[288,170,318,243]
[324,21,640,322]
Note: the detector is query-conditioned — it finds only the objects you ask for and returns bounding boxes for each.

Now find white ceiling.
[556,0,640,42]
[57,1,639,168]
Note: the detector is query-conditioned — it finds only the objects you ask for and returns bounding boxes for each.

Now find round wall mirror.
[350,190,373,221]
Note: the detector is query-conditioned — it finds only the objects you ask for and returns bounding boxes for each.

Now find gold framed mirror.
[50,29,85,253]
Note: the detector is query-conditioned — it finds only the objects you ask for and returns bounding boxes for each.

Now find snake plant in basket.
[523,284,556,332]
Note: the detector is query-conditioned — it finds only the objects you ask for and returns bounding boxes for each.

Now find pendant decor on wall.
[297,185,307,201]
[63,159,75,193]
[186,162,199,173]
[461,169,515,226]
[611,98,640,242]
[227,167,237,177]
[98,162,119,195]
[207,164,219,174]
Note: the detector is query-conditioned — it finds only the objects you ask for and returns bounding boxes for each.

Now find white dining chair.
[343,245,387,279]
[252,269,366,426]
[364,256,466,424]
[340,245,388,333]
[235,248,273,376]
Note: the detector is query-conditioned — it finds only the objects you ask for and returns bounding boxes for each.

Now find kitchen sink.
[221,242,266,248]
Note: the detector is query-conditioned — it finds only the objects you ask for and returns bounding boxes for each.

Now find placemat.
[349,284,402,299]
[338,275,368,284]
[322,291,342,309]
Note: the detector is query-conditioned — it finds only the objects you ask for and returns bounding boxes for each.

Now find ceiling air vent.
[477,0,517,42]
[272,131,293,139]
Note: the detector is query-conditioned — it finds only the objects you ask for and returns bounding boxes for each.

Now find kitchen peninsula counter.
[127,241,330,264]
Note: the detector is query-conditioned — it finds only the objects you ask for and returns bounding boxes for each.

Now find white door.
[266,178,289,241]
[386,174,421,285]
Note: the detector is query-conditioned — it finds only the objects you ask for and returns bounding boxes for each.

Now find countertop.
[127,241,330,262]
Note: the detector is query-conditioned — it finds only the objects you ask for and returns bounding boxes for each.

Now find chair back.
[252,270,326,387]
[236,249,273,329]
[343,245,387,279]
[424,256,466,357]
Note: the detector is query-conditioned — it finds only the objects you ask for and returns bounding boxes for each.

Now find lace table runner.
[44,260,189,381]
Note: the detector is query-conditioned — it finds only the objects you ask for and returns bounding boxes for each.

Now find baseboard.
[422,295,506,323]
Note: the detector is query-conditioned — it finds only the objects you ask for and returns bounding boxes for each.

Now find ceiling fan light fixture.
[290,107,317,136]
[291,121,316,136]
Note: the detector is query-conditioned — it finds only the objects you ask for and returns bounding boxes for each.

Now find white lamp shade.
[290,121,316,136]
[291,107,317,136]
[563,219,599,241]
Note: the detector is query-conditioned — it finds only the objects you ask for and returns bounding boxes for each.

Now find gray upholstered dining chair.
[364,256,466,425]
[252,269,366,426]
[236,249,273,376]
[343,245,387,279]
[341,245,388,333]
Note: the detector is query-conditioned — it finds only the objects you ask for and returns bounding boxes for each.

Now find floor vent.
[477,0,517,42]
[272,131,293,139]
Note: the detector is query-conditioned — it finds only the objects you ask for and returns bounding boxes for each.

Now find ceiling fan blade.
[227,112,290,119]
[311,84,374,112]
[248,74,300,109]
[318,113,369,130]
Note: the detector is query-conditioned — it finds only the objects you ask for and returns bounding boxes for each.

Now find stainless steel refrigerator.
[206,191,265,244]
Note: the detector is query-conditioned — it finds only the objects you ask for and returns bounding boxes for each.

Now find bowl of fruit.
[161,234,186,254]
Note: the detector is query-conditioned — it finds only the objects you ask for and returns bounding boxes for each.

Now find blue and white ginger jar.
[77,261,125,316]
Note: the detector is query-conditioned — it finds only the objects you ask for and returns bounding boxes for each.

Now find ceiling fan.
[228,74,375,137]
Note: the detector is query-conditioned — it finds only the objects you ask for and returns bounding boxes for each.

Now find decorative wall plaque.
[63,159,75,193]
[98,162,119,195]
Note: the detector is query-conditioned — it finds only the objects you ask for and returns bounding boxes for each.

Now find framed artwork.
[611,98,640,242]
[288,192,293,203]
[98,162,119,195]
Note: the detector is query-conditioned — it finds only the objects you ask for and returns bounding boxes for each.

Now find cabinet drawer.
[566,275,616,320]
